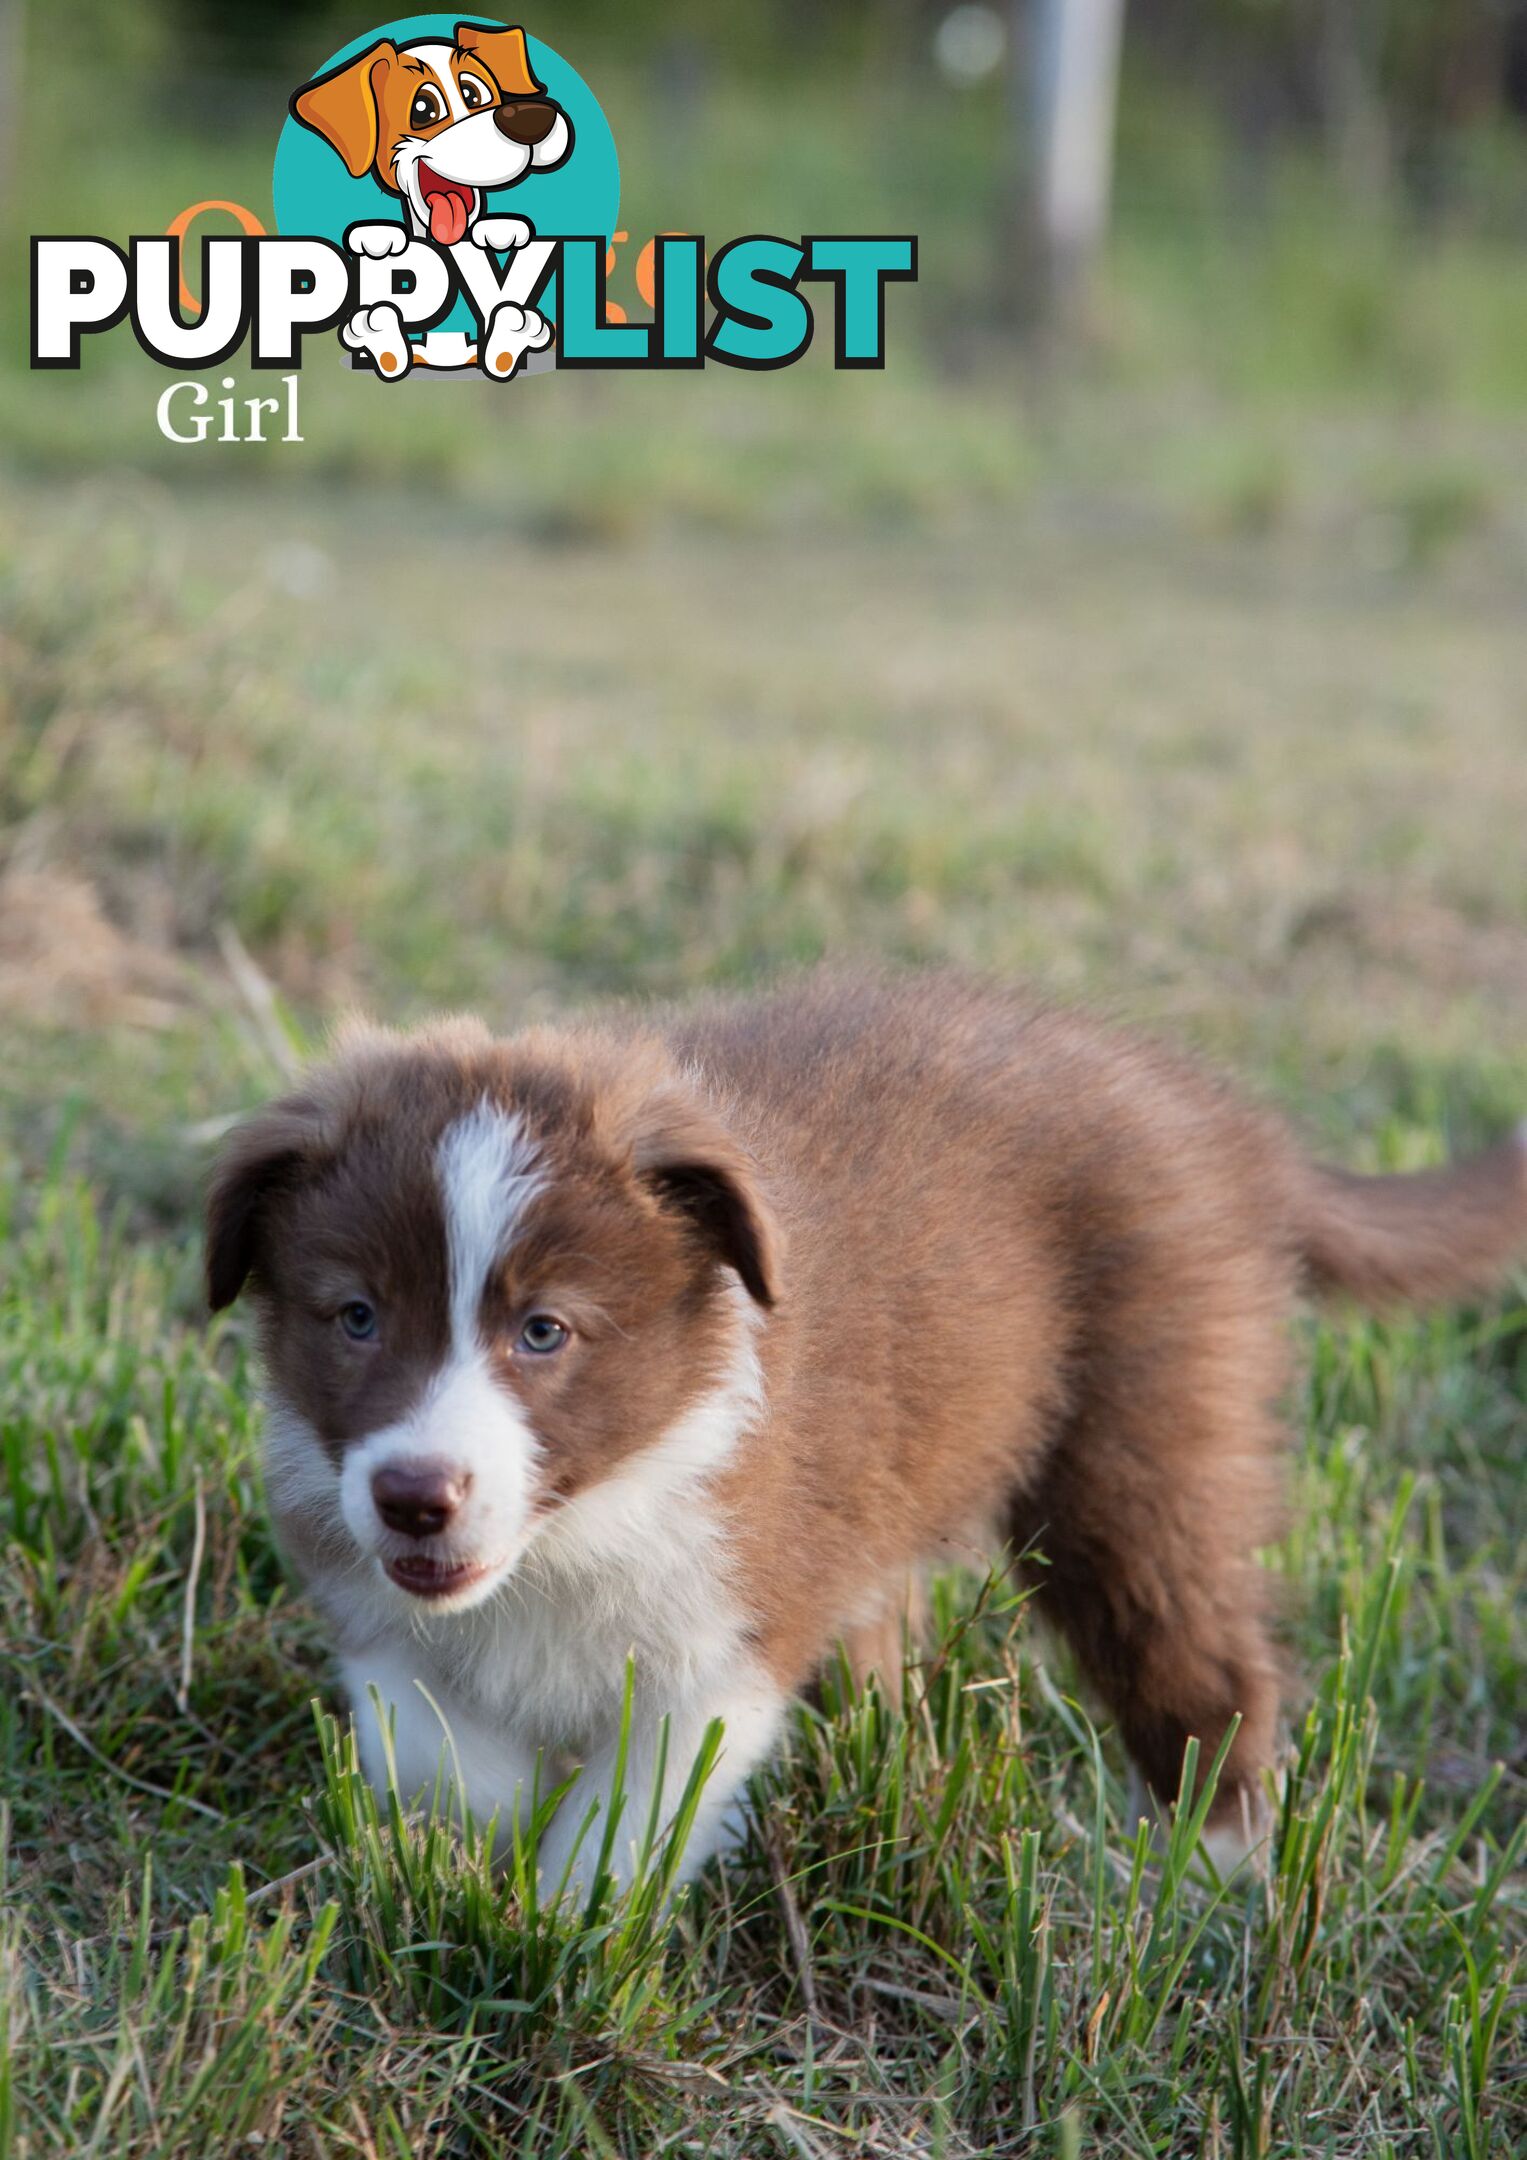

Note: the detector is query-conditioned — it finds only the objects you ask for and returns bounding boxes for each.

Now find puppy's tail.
[1292,1126,1527,1308]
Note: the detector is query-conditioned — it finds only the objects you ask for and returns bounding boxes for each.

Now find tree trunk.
[1003,0,1128,340]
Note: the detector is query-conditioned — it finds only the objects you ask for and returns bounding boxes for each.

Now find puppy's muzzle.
[494,99,559,146]
[372,1459,471,1539]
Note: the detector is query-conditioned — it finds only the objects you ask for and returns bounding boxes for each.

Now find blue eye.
[516,1313,569,1356]
[339,1300,378,1342]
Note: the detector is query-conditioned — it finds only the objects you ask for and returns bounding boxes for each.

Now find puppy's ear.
[205,1096,324,1313]
[454,21,543,98]
[634,1094,782,1308]
[291,41,397,179]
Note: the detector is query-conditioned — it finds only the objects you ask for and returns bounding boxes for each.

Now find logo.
[30,13,918,432]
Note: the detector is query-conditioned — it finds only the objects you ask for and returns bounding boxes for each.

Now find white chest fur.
[355,1416,750,1754]
[342,1475,746,1827]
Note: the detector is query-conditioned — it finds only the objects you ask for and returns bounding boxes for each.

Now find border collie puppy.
[206,972,1527,1887]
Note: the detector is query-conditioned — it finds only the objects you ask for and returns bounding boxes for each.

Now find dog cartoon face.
[292,22,573,246]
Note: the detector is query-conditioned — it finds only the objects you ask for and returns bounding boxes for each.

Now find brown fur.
[213,1019,767,1521]
[209,970,1527,1835]
[291,24,552,191]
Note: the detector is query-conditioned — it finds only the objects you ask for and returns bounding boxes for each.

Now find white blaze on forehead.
[408,44,468,121]
[437,1102,542,1354]
[329,1104,545,1611]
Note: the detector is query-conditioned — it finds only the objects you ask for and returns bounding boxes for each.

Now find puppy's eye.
[516,1313,569,1356]
[459,72,492,110]
[339,1300,378,1342]
[409,86,445,129]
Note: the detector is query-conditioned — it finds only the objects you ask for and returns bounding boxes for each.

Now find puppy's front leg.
[346,222,411,261]
[537,1665,785,1903]
[470,216,534,254]
[344,1647,542,1852]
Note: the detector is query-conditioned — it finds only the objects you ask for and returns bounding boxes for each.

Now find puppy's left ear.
[634,1095,783,1308]
[454,21,544,98]
[205,1095,325,1313]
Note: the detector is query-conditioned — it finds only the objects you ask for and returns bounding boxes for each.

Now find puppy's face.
[291,25,573,246]
[208,1024,778,1616]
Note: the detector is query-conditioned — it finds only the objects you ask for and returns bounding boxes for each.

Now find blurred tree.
[1382,0,1516,211]
[1505,2,1527,116]
[166,0,344,75]
[12,0,169,70]
[999,0,1127,340]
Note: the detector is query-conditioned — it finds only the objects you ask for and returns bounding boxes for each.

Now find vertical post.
[1317,0,1391,208]
[1022,0,1127,334]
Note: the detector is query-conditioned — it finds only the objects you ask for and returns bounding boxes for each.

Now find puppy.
[207,972,1527,1890]
[291,22,571,379]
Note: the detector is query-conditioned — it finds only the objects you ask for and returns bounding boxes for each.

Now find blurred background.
[4,0,1527,1204]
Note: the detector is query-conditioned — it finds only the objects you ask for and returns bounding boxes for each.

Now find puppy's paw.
[346,222,410,260]
[480,301,553,379]
[471,216,534,253]
[1198,1772,1281,1885]
[341,303,412,379]
[1123,1767,1276,1887]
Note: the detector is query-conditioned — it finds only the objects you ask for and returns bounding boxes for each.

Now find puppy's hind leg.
[341,303,412,380]
[838,1573,927,1713]
[480,301,553,379]
[1015,1389,1287,1870]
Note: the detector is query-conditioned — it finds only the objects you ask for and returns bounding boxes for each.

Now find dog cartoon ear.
[633,1093,783,1308]
[205,1095,326,1312]
[454,21,544,98]
[291,41,398,179]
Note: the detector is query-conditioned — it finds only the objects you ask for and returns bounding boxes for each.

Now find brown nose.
[372,1460,470,1539]
[494,98,558,146]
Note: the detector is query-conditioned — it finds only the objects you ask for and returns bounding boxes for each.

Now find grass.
[2,55,1526,2158]
[1,1160,1521,2153]
[2,473,1524,2156]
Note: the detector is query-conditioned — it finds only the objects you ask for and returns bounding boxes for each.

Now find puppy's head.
[208,1019,779,1616]
[291,22,573,245]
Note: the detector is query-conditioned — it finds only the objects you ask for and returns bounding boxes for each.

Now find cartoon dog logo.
[291,21,572,378]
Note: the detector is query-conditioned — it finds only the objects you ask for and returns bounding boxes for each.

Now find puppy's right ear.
[454,21,544,97]
[205,1097,323,1312]
[290,41,398,179]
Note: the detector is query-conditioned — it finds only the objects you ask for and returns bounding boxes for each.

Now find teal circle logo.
[274,15,619,348]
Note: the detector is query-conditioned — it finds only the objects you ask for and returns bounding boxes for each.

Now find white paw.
[480,301,552,379]
[1198,1779,1277,1883]
[1199,1819,1269,1881]
[340,303,411,379]
[346,222,410,260]
[470,215,533,253]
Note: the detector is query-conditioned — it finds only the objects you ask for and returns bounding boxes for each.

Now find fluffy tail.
[1293,1126,1527,1307]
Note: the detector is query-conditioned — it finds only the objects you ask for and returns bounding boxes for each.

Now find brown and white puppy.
[207,973,1527,1891]
[291,22,571,378]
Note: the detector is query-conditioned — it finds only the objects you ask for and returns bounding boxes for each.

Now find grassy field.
[2,423,1524,2155]
[3,60,1527,2157]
